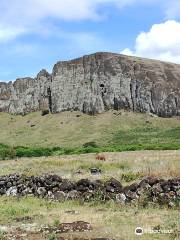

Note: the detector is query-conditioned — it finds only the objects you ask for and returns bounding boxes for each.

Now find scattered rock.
[115,193,126,204]
[105,178,123,193]
[59,180,74,192]
[6,187,17,196]
[53,191,66,201]
[152,183,163,195]
[59,221,92,233]
[41,109,49,116]
[90,168,102,175]
[123,182,139,192]
[41,221,92,234]
[67,190,81,200]
[125,190,139,200]
[64,210,79,214]
[75,169,83,175]
[168,201,175,208]
[14,216,33,223]
[37,187,46,197]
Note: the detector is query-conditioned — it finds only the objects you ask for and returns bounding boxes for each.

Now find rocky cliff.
[0,52,180,117]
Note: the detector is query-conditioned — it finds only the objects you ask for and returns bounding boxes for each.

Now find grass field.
[0,151,179,240]
[0,150,180,181]
[0,196,179,240]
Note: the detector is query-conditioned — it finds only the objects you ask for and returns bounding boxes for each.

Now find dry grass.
[0,110,179,148]
[0,150,180,182]
[0,196,179,240]
[0,151,179,239]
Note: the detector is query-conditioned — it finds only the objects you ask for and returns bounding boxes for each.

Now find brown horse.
[95,153,106,161]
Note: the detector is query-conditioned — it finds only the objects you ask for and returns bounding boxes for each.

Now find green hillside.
[0,110,179,148]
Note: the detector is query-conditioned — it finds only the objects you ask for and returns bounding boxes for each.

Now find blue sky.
[0,0,180,82]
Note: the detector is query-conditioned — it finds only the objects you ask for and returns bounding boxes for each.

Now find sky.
[0,0,180,82]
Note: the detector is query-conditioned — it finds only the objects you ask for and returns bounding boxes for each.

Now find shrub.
[121,172,140,182]
[0,230,5,240]
[53,219,60,227]
[15,146,53,158]
[48,234,57,240]
[0,147,16,160]
[83,141,98,148]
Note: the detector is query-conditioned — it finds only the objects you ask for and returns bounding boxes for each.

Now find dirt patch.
[58,238,113,240]
[41,221,92,234]
[13,216,33,223]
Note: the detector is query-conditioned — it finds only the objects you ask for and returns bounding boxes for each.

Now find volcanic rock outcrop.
[0,52,180,117]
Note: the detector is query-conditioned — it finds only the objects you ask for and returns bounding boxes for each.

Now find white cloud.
[121,48,134,56]
[121,20,180,64]
[0,0,113,41]
[0,0,180,42]
[0,25,25,42]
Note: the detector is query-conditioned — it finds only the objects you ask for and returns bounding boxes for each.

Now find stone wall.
[0,52,180,116]
[0,174,179,206]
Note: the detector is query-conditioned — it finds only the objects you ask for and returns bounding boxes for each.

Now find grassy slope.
[0,110,180,148]
[0,111,180,239]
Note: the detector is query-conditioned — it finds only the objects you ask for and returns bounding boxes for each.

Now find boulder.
[67,190,81,200]
[125,190,139,200]
[59,180,74,192]
[6,187,18,196]
[90,168,102,175]
[53,191,66,201]
[115,193,126,204]
[105,178,123,193]
[37,187,47,197]
[152,183,163,195]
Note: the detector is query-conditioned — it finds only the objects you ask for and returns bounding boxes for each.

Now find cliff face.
[0,70,51,115]
[0,52,180,117]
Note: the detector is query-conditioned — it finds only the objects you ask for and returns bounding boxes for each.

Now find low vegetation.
[0,196,179,240]
[0,111,180,160]
[1,142,180,160]
[0,151,179,181]
[0,110,179,149]
[0,111,179,239]
[0,151,179,239]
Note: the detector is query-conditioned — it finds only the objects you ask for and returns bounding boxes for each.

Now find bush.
[15,146,53,158]
[0,147,16,160]
[83,141,98,148]
[48,234,57,240]
[121,172,140,182]
[0,141,180,160]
